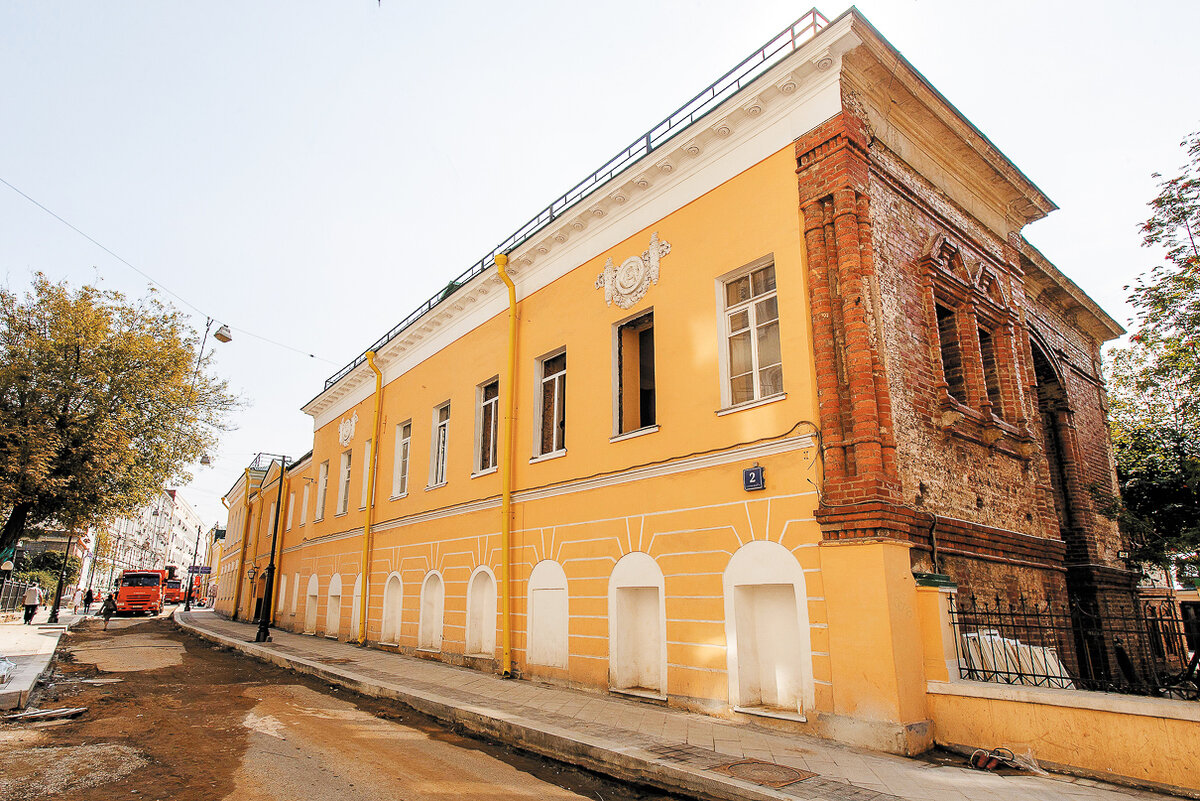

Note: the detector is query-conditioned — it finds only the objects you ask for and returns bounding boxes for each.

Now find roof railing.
[323,8,828,391]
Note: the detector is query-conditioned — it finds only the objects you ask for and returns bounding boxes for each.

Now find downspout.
[231,468,252,621]
[496,253,518,678]
[358,351,384,644]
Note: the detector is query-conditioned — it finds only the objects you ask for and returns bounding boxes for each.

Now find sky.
[2,0,1197,530]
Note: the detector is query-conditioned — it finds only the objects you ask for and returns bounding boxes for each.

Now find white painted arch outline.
[381,570,404,644]
[527,559,569,669]
[304,573,320,634]
[722,540,814,716]
[607,551,668,695]
[418,570,445,651]
[326,573,343,637]
[465,565,498,657]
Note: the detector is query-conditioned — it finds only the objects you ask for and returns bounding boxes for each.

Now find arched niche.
[607,552,667,696]
[722,540,813,716]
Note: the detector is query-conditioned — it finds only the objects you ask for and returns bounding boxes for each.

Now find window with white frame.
[315,461,329,521]
[393,421,411,496]
[476,379,499,473]
[300,482,309,525]
[337,449,352,515]
[430,403,450,487]
[536,351,566,456]
[286,492,295,530]
[723,259,782,406]
[360,439,372,508]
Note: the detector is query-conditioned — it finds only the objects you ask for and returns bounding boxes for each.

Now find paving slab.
[175,610,1176,801]
[0,607,83,709]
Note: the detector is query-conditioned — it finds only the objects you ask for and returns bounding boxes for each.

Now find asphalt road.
[0,613,684,801]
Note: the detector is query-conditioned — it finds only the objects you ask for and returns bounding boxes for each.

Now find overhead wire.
[0,175,338,365]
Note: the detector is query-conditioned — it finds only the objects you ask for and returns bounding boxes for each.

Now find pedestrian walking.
[100,593,117,630]
[83,587,94,614]
[71,587,84,614]
[22,583,43,625]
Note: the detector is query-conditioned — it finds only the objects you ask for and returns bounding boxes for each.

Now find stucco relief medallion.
[338,411,358,446]
[594,231,671,309]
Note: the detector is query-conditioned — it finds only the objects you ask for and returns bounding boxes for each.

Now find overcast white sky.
[2,1,1196,530]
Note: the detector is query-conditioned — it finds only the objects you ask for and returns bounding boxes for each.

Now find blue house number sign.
[743,465,765,492]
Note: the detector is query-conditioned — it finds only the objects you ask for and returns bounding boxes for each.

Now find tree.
[14,549,82,590]
[0,276,239,554]
[1096,130,1200,584]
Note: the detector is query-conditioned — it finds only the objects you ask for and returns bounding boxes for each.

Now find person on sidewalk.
[100,593,117,630]
[71,587,84,614]
[83,587,94,614]
[22,583,43,625]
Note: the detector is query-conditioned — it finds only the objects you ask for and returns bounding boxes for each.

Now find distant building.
[91,489,205,590]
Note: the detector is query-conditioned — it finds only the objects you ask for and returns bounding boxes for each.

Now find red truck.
[115,569,167,615]
[162,566,185,604]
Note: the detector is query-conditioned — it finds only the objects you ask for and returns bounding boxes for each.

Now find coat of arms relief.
[594,232,671,309]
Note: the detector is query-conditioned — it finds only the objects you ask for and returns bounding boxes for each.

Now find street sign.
[188,565,212,574]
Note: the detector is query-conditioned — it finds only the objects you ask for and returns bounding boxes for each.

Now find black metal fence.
[0,579,31,614]
[949,594,1199,700]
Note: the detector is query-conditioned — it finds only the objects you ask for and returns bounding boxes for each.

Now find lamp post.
[47,531,75,624]
[254,454,288,644]
[183,524,202,612]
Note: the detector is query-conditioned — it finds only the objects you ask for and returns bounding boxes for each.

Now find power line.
[0,175,338,365]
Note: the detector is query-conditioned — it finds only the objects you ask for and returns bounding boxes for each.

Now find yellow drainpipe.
[496,253,518,677]
[358,351,384,644]
[231,467,252,621]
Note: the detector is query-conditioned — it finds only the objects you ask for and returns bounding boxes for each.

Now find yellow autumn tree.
[0,275,239,553]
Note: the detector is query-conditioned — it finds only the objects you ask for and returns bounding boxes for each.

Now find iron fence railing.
[322,8,829,390]
[0,579,31,614]
[950,594,1199,700]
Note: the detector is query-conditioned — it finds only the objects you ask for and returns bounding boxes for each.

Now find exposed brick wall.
[796,104,1132,610]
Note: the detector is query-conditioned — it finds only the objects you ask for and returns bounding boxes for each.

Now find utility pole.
[47,531,74,624]
[184,524,202,611]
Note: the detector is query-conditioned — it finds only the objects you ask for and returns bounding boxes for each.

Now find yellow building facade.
[216,9,1130,757]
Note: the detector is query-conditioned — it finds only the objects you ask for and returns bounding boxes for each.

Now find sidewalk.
[175,611,1174,801]
[0,606,83,709]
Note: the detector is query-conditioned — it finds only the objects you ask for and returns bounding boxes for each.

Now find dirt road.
[0,615,684,801]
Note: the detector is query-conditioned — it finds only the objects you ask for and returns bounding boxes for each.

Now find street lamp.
[254,453,288,644]
[183,524,202,612]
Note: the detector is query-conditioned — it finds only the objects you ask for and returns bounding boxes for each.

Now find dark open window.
[977,326,1003,415]
[936,304,967,404]
[617,312,655,434]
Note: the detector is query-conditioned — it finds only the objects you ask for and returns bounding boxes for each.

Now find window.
[536,351,567,456]
[977,327,1003,413]
[315,461,329,521]
[476,380,499,473]
[615,311,655,435]
[936,304,967,404]
[286,492,295,530]
[267,502,276,534]
[723,261,782,405]
[300,483,309,526]
[337,449,352,515]
[430,403,450,487]
[393,421,411,496]
[360,439,372,509]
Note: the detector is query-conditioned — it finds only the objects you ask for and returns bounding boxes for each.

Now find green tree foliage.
[14,549,82,589]
[1098,130,1200,583]
[0,276,239,554]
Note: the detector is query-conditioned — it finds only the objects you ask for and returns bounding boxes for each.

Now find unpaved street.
[0,615,682,801]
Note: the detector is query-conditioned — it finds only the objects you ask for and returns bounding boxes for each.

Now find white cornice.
[302,16,859,429]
